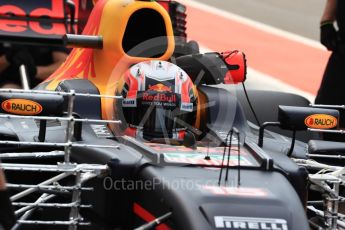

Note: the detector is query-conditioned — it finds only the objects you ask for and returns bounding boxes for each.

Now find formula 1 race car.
[0,0,344,230]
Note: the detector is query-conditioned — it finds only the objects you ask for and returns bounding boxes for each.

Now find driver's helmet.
[118,60,197,140]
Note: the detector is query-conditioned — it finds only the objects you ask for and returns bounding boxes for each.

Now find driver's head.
[117,60,197,140]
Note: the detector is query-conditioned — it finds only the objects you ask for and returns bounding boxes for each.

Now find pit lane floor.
[180,0,330,102]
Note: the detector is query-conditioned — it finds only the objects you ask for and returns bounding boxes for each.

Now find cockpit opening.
[122,8,168,58]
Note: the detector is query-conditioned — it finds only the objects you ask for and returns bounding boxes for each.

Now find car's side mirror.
[258,106,340,156]
[278,105,339,131]
[0,91,65,142]
[308,139,345,155]
[0,92,64,116]
[175,51,246,85]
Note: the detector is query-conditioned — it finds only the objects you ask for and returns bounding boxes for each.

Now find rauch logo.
[304,114,337,129]
[1,99,43,115]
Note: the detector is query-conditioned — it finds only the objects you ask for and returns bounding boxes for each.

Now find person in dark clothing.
[0,43,69,89]
[315,0,345,141]
[0,164,16,230]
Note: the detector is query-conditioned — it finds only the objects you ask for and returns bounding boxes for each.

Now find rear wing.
[0,0,93,46]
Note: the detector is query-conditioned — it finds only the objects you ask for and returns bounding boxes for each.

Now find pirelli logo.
[214,216,288,230]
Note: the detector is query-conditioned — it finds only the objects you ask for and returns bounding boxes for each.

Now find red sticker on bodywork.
[203,185,268,197]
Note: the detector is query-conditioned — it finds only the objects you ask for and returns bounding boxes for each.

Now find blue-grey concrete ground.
[194,0,325,40]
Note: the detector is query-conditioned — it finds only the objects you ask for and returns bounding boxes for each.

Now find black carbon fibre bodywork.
[0,80,310,230]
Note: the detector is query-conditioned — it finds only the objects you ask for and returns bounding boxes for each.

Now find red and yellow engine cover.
[43,0,175,119]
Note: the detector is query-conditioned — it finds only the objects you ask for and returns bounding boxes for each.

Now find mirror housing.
[278,106,339,131]
[308,140,345,155]
[175,51,246,85]
[0,93,64,116]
